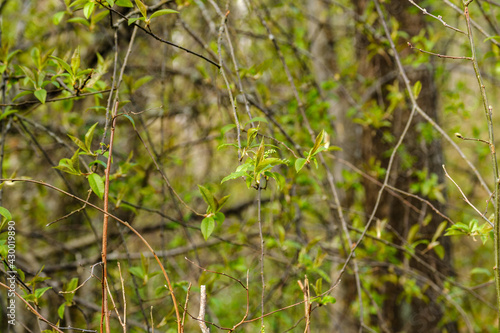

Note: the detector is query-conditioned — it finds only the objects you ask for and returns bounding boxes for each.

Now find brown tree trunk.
[353,1,456,332]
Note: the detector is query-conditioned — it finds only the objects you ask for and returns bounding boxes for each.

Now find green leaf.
[34,287,52,299]
[52,12,66,25]
[71,47,81,75]
[67,17,90,27]
[128,17,143,25]
[0,109,17,121]
[221,170,246,183]
[432,244,445,260]
[201,217,215,240]
[84,122,99,152]
[58,303,66,319]
[34,89,47,104]
[247,117,268,124]
[198,185,216,213]
[105,0,115,6]
[67,277,79,292]
[7,50,21,64]
[471,267,492,277]
[132,75,153,92]
[116,0,133,7]
[124,114,136,130]
[89,160,107,169]
[246,127,259,147]
[18,65,36,85]
[129,266,145,279]
[12,91,32,102]
[431,221,448,244]
[134,0,148,18]
[54,158,78,175]
[295,158,307,173]
[83,1,95,19]
[220,124,236,135]
[255,139,265,167]
[0,207,12,221]
[70,149,82,174]
[310,130,325,157]
[150,9,179,19]
[50,55,73,75]
[216,195,229,212]
[88,173,104,199]
[413,80,422,99]
[68,134,88,153]
[214,212,225,224]
[319,295,336,305]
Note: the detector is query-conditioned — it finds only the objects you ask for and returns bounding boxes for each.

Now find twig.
[297,276,311,333]
[406,0,466,34]
[463,4,500,324]
[0,282,64,332]
[407,42,472,60]
[182,283,191,330]
[0,177,182,333]
[97,0,220,69]
[442,165,493,226]
[100,101,118,333]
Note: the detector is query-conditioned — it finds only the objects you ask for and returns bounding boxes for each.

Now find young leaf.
[295,158,307,173]
[18,65,36,85]
[71,47,81,75]
[58,303,66,319]
[150,9,179,20]
[67,17,91,27]
[413,80,422,99]
[84,122,99,151]
[221,170,247,183]
[50,55,73,75]
[34,287,52,299]
[88,173,104,199]
[310,129,325,157]
[198,185,216,213]
[116,0,133,7]
[246,127,259,148]
[201,217,215,240]
[431,221,448,244]
[68,134,88,153]
[255,139,265,167]
[216,195,230,212]
[83,1,95,19]
[134,0,148,19]
[0,207,12,221]
[123,115,136,130]
[214,212,225,224]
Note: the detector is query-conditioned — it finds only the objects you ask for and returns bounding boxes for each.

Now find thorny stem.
[463,2,500,325]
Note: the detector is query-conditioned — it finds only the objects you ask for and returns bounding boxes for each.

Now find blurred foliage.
[0,0,498,332]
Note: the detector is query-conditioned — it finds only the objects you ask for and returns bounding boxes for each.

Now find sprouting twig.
[407,42,472,60]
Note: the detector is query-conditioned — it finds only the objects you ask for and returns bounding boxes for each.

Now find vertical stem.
[101,102,118,333]
[257,184,265,329]
[463,2,500,326]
